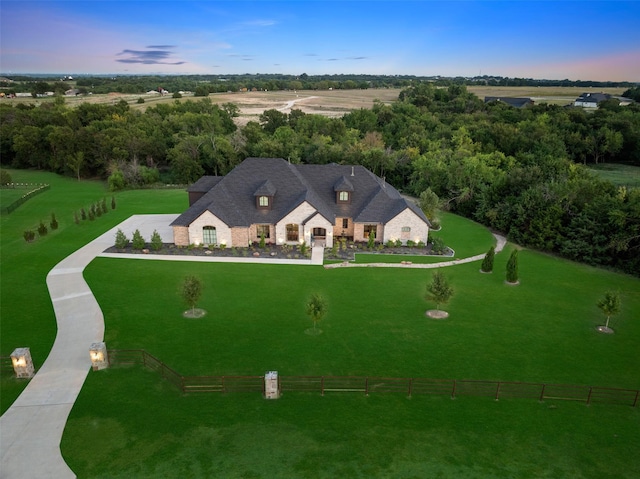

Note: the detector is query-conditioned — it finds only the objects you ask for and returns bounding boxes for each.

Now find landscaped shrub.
[0,169,12,185]
[300,241,308,255]
[95,203,102,217]
[481,246,495,273]
[23,230,35,242]
[111,196,116,210]
[394,238,402,247]
[81,208,87,220]
[74,211,79,224]
[431,236,446,254]
[406,240,416,248]
[37,221,48,237]
[101,198,108,214]
[259,233,266,249]
[132,229,145,250]
[108,170,125,191]
[114,229,128,249]
[506,250,519,284]
[88,208,95,221]
[368,231,375,249]
[49,212,58,230]
[150,230,163,251]
[386,240,395,248]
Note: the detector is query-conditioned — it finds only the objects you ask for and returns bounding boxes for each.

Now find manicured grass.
[588,163,640,188]
[0,169,187,414]
[84,245,640,387]
[62,366,640,479]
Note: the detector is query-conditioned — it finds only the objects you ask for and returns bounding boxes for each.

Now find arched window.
[338,191,349,202]
[203,226,217,245]
[259,196,269,207]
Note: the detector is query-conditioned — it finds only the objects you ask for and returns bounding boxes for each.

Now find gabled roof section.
[254,179,277,197]
[333,175,354,192]
[484,97,534,108]
[171,157,430,229]
[187,176,223,193]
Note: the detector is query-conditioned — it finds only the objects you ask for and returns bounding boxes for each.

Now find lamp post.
[89,342,109,371]
[11,348,35,379]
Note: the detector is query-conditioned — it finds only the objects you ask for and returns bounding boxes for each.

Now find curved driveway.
[0,215,504,478]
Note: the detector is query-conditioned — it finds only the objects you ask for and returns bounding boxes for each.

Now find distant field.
[588,163,640,188]
[4,85,628,123]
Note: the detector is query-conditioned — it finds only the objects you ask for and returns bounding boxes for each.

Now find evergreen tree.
[506,250,519,284]
[114,229,129,249]
[481,246,495,273]
[150,229,163,251]
[132,229,145,250]
[50,212,58,230]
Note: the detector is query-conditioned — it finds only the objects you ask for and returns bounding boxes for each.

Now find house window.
[256,224,270,239]
[338,191,349,202]
[342,218,349,229]
[203,226,217,245]
[286,224,299,242]
[401,226,410,240]
[258,196,269,207]
[363,224,377,239]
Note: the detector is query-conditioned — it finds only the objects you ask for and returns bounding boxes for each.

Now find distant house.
[171,157,431,248]
[484,97,534,108]
[574,92,611,108]
[65,89,80,96]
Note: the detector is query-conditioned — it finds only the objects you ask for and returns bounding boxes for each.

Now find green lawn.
[3,170,639,478]
[588,163,640,188]
[0,169,187,414]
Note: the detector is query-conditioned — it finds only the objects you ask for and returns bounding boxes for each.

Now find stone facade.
[353,222,383,243]
[274,201,334,247]
[173,226,189,246]
[333,217,355,239]
[231,227,250,247]
[189,211,232,246]
[384,209,430,245]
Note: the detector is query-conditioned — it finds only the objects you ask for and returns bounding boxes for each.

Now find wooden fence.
[106,349,639,407]
[0,183,50,214]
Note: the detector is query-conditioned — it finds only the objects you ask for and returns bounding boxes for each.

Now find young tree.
[182,275,203,316]
[37,221,48,237]
[506,250,519,284]
[481,246,495,273]
[81,207,87,220]
[111,196,117,210]
[132,229,145,250]
[597,291,621,331]
[49,212,59,230]
[426,270,454,311]
[150,230,163,251]
[114,229,129,249]
[368,230,375,249]
[305,293,327,333]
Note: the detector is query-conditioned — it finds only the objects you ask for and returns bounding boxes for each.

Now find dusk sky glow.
[1,0,639,81]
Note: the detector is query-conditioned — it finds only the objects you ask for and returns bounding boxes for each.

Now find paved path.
[0,215,504,478]
[324,233,506,269]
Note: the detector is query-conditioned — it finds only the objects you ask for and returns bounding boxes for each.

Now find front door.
[312,227,326,238]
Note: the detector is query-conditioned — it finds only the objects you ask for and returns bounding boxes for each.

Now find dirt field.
[4,86,630,124]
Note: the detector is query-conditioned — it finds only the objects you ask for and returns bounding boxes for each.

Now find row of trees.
[2,84,639,274]
[3,74,635,97]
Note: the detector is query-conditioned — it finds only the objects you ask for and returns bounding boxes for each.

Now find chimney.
[351,166,355,177]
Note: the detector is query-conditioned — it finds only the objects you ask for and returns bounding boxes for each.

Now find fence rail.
[106,349,639,407]
[0,184,50,214]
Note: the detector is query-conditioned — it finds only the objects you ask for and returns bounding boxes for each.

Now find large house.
[171,157,431,248]
[484,96,534,108]
[574,92,611,108]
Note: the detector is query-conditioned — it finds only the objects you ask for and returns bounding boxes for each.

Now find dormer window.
[254,179,276,210]
[334,175,354,205]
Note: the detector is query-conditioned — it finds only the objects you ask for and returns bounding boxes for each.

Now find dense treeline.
[1,85,639,275]
[1,73,636,97]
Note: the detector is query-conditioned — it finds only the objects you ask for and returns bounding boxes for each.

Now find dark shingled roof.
[171,158,430,228]
[187,176,223,193]
[484,97,534,108]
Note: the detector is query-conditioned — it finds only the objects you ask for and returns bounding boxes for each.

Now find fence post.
[586,387,593,406]
[539,384,546,402]
[451,380,457,399]
[495,382,501,401]
[408,378,413,398]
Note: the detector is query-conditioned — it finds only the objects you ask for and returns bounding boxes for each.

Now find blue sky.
[1,1,639,81]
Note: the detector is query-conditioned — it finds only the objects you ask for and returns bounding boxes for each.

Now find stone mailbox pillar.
[11,347,35,379]
[89,342,109,371]
[264,370,280,399]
